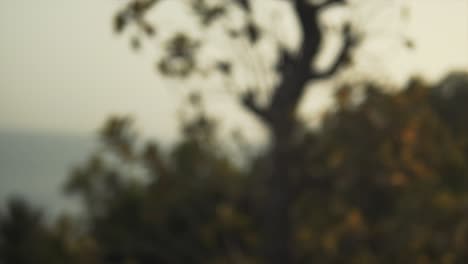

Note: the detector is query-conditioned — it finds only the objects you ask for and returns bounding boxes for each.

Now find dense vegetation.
[2,73,468,263]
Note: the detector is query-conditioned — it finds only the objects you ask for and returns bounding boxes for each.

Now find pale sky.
[0,0,182,141]
[0,0,467,142]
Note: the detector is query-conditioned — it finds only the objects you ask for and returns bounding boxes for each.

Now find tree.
[4,71,468,263]
[65,107,262,263]
[293,75,468,263]
[0,198,77,264]
[112,0,360,262]
[61,72,468,263]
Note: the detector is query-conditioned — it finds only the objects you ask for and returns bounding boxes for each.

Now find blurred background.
[1,0,468,263]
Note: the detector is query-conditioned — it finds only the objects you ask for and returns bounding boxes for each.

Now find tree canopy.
[112,2,366,260]
[2,72,468,263]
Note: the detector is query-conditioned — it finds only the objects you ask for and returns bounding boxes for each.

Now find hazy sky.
[0,0,467,141]
[0,0,183,141]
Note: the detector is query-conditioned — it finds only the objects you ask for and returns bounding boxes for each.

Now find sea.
[0,129,95,220]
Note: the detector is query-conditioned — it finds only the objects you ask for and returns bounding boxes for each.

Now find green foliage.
[3,73,468,263]
[0,198,96,264]
[63,112,260,263]
[290,76,468,263]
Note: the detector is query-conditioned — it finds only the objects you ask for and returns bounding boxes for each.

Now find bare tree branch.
[312,24,356,79]
[268,0,323,115]
[316,0,346,10]
[241,90,270,123]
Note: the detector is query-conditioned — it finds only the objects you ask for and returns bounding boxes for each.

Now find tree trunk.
[258,2,350,262]
[264,116,295,264]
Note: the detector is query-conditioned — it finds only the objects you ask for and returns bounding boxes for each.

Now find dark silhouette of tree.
[65,103,261,263]
[289,75,468,263]
[64,72,468,263]
[111,1,362,262]
[3,72,468,263]
[0,198,73,264]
